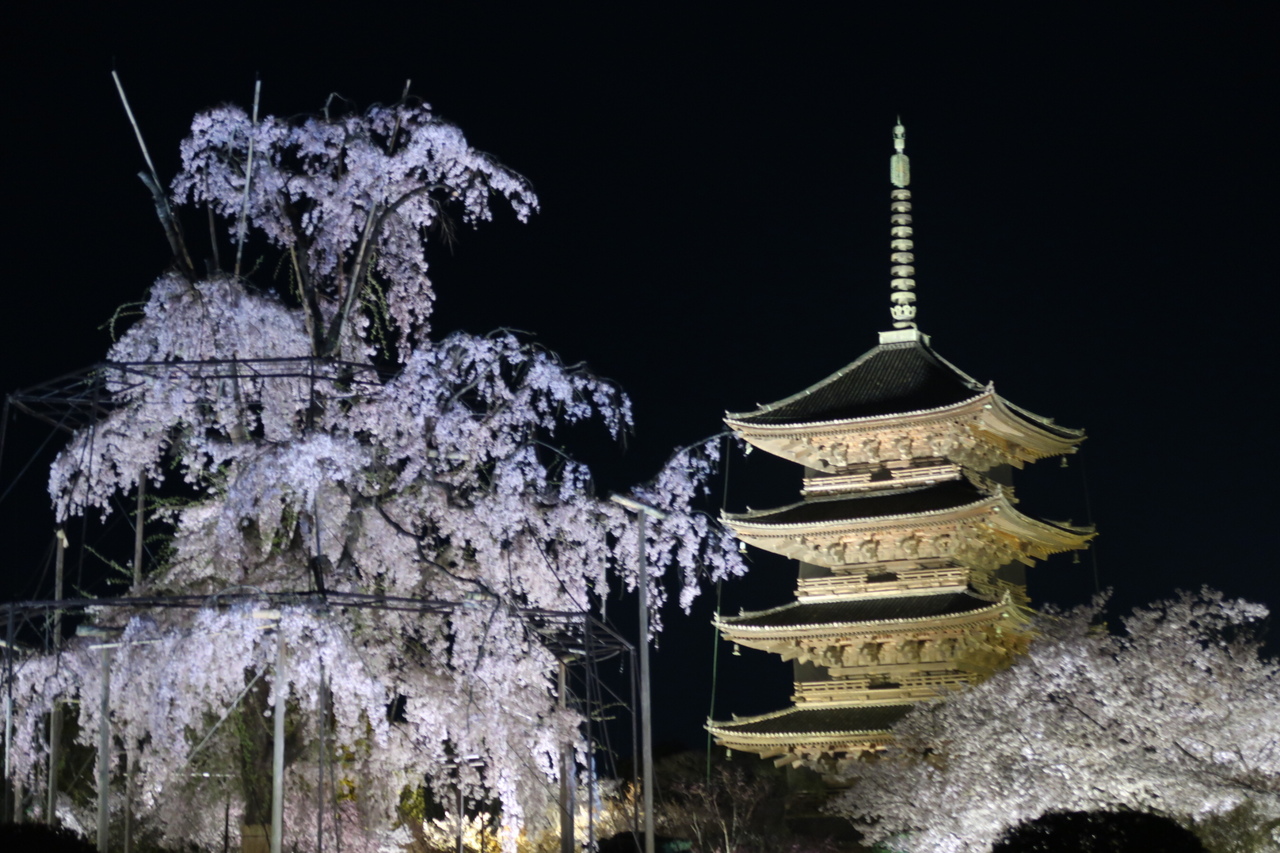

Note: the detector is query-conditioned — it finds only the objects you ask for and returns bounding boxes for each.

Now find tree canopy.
[831,590,1280,853]
[9,94,745,850]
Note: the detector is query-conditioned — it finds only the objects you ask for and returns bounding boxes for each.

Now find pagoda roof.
[719,590,999,631]
[708,703,911,738]
[727,337,983,426]
[726,335,1081,441]
[727,478,988,527]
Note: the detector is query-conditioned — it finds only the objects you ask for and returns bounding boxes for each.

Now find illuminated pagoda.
[706,123,1095,777]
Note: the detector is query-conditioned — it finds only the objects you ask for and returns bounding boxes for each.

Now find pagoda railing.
[796,565,968,599]
[801,462,962,496]
[792,671,974,705]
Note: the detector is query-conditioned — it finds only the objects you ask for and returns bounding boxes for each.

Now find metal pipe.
[5,604,14,824]
[271,630,286,853]
[636,509,655,853]
[124,745,134,853]
[47,703,61,825]
[608,493,664,853]
[48,529,66,826]
[316,666,325,853]
[133,475,145,588]
[97,645,112,852]
[558,660,573,853]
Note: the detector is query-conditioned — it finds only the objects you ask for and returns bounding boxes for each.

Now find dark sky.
[2,6,1275,753]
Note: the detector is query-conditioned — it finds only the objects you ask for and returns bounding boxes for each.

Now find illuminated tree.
[831,590,1280,853]
[8,95,745,850]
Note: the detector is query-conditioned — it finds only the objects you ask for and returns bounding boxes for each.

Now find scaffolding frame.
[2,593,637,852]
[2,356,645,851]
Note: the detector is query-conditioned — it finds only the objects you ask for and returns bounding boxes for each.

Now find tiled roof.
[713,704,911,736]
[723,591,997,629]
[728,479,989,526]
[727,339,1082,440]
[728,340,983,425]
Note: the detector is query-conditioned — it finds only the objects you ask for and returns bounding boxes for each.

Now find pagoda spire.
[889,119,917,330]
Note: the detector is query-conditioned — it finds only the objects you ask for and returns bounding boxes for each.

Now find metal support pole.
[585,619,597,853]
[609,494,664,853]
[133,475,145,588]
[47,703,62,825]
[628,637,639,841]
[636,510,655,853]
[454,781,464,853]
[316,666,325,853]
[47,530,65,826]
[97,646,112,853]
[123,745,135,853]
[4,603,21,822]
[271,631,286,853]
[5,605,16,823]
[558,659,574,853]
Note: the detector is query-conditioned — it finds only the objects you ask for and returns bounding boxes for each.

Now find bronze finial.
[889,120,917,329]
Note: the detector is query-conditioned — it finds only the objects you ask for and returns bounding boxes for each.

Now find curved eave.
[726,490,1093,546]
[985,494,1098,554]
[716,594,1011,640]
[724,491,995,533]
[706,703,909,743]
[726,387,992,435]
[727,387,1083,459]
[983,394,1084,451]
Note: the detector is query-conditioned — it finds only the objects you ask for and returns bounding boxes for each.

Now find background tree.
[647,751,841,853]
[8,93,745,850]
[831,590,1280,853]
[657,759,780,853]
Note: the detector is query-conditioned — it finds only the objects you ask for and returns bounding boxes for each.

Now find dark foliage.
[0,823,97,853]
[993,810,1207,853]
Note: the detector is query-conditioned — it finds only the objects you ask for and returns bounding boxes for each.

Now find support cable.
[1078,452,1101,596]
[705,432,733,780]
[0,404,72,507]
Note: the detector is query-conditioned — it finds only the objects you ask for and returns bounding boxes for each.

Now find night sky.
[2,7,1275,753]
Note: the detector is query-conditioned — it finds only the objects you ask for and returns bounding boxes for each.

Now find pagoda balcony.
[801,462,963,496]
[792,671,975,706]
[796,564,969,599]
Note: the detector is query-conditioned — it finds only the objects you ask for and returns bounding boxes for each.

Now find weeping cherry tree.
[7,92,745,850]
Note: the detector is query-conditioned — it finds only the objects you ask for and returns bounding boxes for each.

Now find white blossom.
[16,96,746,850]
[831,590,1280,853]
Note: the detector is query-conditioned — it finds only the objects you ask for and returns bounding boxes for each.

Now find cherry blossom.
[831,590,1280,853]
[12,95,746,850]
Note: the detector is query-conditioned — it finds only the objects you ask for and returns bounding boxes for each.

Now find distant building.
[706,123,1094,778]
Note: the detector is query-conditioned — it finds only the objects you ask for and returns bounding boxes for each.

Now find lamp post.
[609,495,666,853]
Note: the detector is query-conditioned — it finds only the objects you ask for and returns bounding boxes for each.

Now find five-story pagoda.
[706,123,1095,777]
